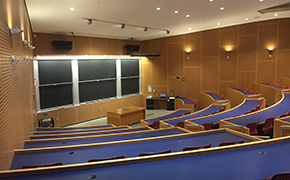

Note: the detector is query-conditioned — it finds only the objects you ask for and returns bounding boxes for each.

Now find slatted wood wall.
[0,0,35,170]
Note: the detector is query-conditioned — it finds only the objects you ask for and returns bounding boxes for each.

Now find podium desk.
[146,97,175,110]
[107,106,145,126]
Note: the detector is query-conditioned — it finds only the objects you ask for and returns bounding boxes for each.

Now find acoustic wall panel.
[106,39,120,55]
[258,24,278,60]
[185,67,201,100]
[277,50,290,81]
[91,37,106,55]
[202,57,218,90]
[257,61,276,83]
[184,32,202,67]
[239,22,257,35]
[168,43,183,76]
[202,29,219,57]
[74,36,92,55]
[219,48,237,81]
[151,38,167,53]
[238,72,256,89]
[238,36,257,71]
[152,55,167,86]
[278,19,290,49]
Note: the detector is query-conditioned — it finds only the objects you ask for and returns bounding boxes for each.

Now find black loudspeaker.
[52,41,73,51]
[124,45,140,52]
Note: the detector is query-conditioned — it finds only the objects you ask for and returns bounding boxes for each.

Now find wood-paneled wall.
[141,18,290,109]
[0,0,35,170]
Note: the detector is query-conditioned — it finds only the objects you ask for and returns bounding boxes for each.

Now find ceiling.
[25,0,290,41]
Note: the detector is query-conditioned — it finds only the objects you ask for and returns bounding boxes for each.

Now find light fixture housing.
[167,30,170,34]
[186,50,191,54]
[12,56,19,66]
[121,24,125,29]
[23,40,31,45]
[268,48,273,59]
[9,28,23,35]
[144,27,148,32]
[226,49,232,59]
[87,19,92,25]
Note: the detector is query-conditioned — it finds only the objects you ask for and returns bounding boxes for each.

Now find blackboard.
[121,60,139,77]
[79,80,116,102]
[38,60,72,85]
[78,60,116,81]
[39,84,73,109]
[122,78,139,95]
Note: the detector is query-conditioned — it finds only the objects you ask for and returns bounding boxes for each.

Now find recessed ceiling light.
[175,11,178,13]
[186,15,190,17]
[188,28,191,30]
[70,7,75,11]
[245,18,248,20]
[217,23,220,25]
[220,7,224,10]
[275,13,278,16]
[156,7,161,10]
[210,0,214,1]
[260,0,263,1]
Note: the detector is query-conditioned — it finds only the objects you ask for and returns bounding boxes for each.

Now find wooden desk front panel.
[107,107,145,126]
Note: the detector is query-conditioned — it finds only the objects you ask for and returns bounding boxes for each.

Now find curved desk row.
[30,126,131,140]
[35,124,114,132]
[24,127,185,149]
[33,125,129,135]
[183,99,261,132]
[140,109,191,126]
[4,134,290,180]
[9,128,259,170]
[220,91,290,135]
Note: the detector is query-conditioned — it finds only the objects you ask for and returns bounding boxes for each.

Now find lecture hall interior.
[1,0,290,179]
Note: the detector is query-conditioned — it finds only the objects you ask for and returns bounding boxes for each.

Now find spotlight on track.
[87,19,92,25]
[166,30,170,34]
[121,24,125,29]
[144,27,148,32]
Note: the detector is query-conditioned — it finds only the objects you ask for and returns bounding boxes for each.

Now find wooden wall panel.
[220,26,238,48]
[91,37,106,55]
[151,38,167,53]
[152,54,167,86]
[257,61,276,83]
[219,48,237,81]
[202,29,219,56]
[184,67,201,100]
[168,43,183,76]
[238,36,257,71]
[257,23,277,60]
[168,76,184,97]
[239,22,257,35]
[141,58,152,97]
[0,0,35,170]
[277,50,290,81]
[184,32,201,66]
[202,57,218,90]
[238,72,256,89]
[74,36,91,55]
[32,33,53,55]
[278,19,290,49]
[167,35,183,43]
[106,39,120,55]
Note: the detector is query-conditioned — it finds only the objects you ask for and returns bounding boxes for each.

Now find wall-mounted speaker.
[52,41,73,51]
[124,45,140,52]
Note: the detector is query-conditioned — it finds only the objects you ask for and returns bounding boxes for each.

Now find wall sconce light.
[186,50,191,54]
[29,45,36,50]
[12,56,19,66]
[268,48,273,59]
[226,49,232,59]
[23,40,31,45]
[9,28,23,35]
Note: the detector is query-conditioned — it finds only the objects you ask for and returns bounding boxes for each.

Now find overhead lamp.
[226,48,232,59]
[268,48,273,59]
[9,28,23,35]
[87,19,92,25]
[121,24,125,29]
[23,40,30,45]
[144,27,148,32]
[167,30,170,34]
